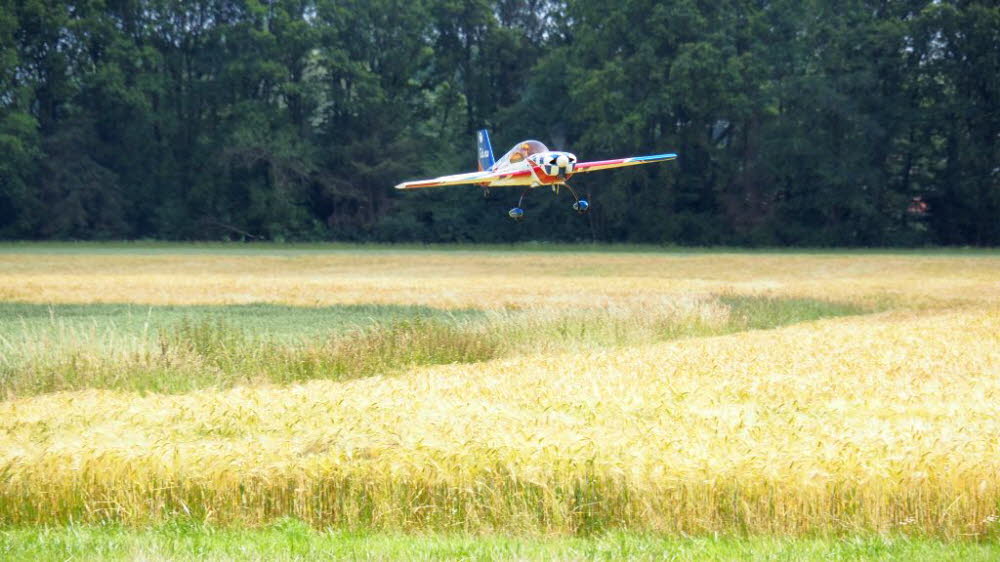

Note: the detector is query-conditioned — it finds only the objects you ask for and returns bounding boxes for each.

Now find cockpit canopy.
[495,140,549,167]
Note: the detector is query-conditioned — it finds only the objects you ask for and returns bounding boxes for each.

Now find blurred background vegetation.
[0,0,996,245]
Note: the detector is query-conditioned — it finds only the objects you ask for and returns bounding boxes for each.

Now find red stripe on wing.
[572,158,630,172]
[396,168,533,190]
[404,180,453,189]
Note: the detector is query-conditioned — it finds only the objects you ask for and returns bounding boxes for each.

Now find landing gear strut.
[508,188,531,220]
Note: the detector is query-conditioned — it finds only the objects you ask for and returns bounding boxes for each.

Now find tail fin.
[476,129,495,171]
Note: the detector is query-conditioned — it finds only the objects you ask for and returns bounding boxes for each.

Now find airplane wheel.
[573,199,589,213]
[508,207,525,220]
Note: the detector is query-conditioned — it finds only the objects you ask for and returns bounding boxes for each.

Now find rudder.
[477,129,495,171]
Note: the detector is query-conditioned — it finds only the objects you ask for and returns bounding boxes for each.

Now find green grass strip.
[1,521,998,561]
[1,241,998,256]
[0,302,482,343]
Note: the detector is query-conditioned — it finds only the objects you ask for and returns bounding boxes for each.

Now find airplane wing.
[394,169,530,190]
[572,153,677,174]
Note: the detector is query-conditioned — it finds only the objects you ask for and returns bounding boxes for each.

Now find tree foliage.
[0,0,996,245]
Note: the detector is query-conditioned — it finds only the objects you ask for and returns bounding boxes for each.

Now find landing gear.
[558,183,589,214]
[505,184,589,219]
[508,188,532,220]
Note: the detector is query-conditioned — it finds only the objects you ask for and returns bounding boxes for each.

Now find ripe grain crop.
[1,247,998,538]
[1,250,996,308]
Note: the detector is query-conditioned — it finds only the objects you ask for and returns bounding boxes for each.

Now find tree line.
[1,0,997,245]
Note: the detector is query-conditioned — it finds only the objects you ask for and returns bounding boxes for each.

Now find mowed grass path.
[1,244,999,551]
[0,302,483,342]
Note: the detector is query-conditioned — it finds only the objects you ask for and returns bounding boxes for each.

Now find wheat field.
[2,248,997,308]
[1,245,999,539]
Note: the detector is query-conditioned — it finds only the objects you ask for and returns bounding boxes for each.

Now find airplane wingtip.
[630,153,679,163]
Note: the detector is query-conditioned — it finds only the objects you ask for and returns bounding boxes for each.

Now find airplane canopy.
[496,140,549,166]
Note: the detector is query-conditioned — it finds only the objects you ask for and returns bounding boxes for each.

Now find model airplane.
[395,130,677,219]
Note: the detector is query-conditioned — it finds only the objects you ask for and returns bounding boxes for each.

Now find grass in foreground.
[2,521,999,561]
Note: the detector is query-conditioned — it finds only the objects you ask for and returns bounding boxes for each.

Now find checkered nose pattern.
[538,152,577,176]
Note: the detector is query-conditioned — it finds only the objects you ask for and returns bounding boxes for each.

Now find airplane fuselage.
[483,149,579,188]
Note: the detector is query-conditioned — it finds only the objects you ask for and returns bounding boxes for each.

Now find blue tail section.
[476,129,495,171]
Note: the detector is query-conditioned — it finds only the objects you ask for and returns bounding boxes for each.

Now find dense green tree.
[0,0,995,244]
[0,2,41,236]
[915,2,999,245]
